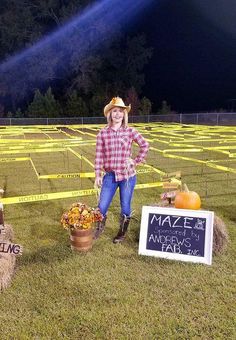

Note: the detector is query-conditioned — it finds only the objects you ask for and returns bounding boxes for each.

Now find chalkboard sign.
[139,206,214,265]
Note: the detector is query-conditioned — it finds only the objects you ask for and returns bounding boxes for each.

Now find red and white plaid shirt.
[95,126,149,181]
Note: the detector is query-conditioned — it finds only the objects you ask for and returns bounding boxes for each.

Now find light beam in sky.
[0,0,156,104]
[193,0,236,38]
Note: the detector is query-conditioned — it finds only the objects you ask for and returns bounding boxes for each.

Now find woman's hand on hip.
[94,176,103,188]
[125,158,136,170]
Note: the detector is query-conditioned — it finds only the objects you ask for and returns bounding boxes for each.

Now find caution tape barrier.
[0,181,166,205]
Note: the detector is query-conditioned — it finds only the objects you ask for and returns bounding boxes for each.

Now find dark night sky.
[2,0,236,114]
[137,0,236,112]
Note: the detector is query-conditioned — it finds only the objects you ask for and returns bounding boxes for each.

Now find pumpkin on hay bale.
[0,224,16,292]
[158,184,229,255]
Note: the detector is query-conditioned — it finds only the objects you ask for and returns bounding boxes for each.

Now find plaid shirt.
[95,126,149,181]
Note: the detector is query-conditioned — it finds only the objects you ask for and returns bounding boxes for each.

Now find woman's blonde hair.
[107,108,128,128]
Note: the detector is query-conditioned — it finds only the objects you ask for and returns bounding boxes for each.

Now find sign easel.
[139,206,214,265]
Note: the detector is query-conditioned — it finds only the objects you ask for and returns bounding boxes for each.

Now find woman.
[94,97,149,243]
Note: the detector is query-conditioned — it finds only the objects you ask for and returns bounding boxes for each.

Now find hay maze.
[0,123,236,205]
[0,122,233,288]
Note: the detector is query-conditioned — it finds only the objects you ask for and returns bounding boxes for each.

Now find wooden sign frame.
[139,206,214,265]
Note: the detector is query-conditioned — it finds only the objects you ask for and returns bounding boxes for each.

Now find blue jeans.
[98,172,137,217]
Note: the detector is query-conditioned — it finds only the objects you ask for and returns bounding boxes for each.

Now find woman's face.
[110,107,124,124]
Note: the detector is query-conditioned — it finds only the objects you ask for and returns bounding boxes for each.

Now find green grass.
[0,124,236,339]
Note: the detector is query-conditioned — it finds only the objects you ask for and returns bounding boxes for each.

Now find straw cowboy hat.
[103,97,131,116]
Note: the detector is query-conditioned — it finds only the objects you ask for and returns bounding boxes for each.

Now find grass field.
[0,123,235,339]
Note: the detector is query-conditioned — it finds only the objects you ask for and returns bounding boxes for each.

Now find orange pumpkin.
[174,184,201,210]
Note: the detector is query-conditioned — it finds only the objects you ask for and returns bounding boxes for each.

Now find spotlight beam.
[0,0,156,101]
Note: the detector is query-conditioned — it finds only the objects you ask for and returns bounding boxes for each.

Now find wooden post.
[0,203,4,225]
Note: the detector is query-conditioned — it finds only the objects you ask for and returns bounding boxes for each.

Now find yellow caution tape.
[141,164,166,176]
[205,145,236,150]
[168,143,201,147]
[135,181,163,189]
[163,148,203,153]
[29,159,40,179]
[206,162,236,173]
[68,147,94,167]
[38,168,161,180]
[209,158,236,163]
[163,153,205,164]
[0,181,164,205]
[0,138,83,143]
[163,182,179,189]
[38,172,95,179]
[149,146,165,153]
[149,138,170,144]
[0,189,98,204]
[0,148,66,155]
[0,157,30,162]
[136,168,155,174]
[0,142,93,150]
[162,171,181,180]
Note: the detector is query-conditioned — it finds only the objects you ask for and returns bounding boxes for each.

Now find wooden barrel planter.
[70,228,93,252]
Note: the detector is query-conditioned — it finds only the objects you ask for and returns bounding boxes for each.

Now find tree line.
[0,0,171,117]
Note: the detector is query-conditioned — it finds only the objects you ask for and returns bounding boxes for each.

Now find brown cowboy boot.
[93,216,107,240]
[113,215,131,244]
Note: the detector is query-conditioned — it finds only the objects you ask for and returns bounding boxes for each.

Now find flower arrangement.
[61,202,103,230]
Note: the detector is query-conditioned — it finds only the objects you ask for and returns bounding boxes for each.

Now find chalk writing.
[0,225,23,256]
[150,214,194,229]
[0,242,22,255]
[139,206,214,265]
[147,213,206,257]
[194,218,205,230]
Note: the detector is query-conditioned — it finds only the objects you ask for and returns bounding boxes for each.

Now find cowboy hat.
[103,97,131,116]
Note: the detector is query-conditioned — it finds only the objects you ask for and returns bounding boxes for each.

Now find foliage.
[124,34,153,93]
[0,0,90,59]
[125,87,140,115]
[27,87,61,118]
[139,96,152,115]
[61,202,103,230]
[0,102,4,117]
[15,108,23,118]
[89,94,106,116]
[0,1,153,116]
[64,90,88,117]
[158,100,171,115]
[125,87,152,116]
[27,90,44,117]
[96,34,153,98]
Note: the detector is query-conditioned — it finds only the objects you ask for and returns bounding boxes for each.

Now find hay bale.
[0,224,16,292]
[1,223,14,242]
[0,253,16,291]
[213,215,229,255]
[152,202,229,255]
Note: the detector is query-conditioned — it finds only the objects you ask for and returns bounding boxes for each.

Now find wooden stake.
[0,203,4,225]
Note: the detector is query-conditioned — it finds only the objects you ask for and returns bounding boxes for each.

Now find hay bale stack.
[1,223,14,242]
[0,224,16,292]
[213,215,229,255]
